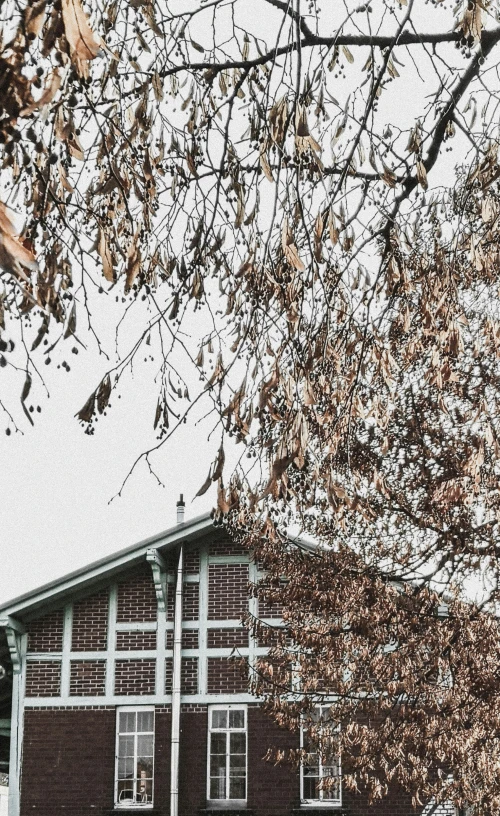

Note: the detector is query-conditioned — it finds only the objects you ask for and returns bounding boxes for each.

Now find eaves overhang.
[0,512,214,623]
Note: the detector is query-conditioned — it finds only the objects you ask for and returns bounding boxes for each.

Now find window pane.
[118,757,134,779]
[229,776,246,799]
[137,710,154,733]
[118,735,134,758]
[210,753,226,775]
[230,732,245,754]
[303,776,320,799]
[119,711,136,733]
[137,735,154,758]
[117,781,134,802]
[229,709,244,729]
[229,756,246,776]
[137,757,154,777]
[212,710,227,729]
[211,733,227,755]
[137,778,153,803]
[321,767,341,800]
[210,773,227,799]
[116,709,155,808]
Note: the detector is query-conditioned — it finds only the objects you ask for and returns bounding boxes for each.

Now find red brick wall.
[179,708,208,816]
[208,564,249,620]
[20,704,419,816]
[116,568,157,623]
[209,536,248,557]
[248,706,299,815]
[184,548,200,573]
[166,629,199,649]
[25,661,61,697]
[69,660,106,696]
[207,657,249,694]
[165,657,198,694]
[72,589,109,651]
[21,708,116,816]
[167,580,175,622]
[116,630,157,650]
[182,582,200,620]
[207,626,249,648]
[27,609,64,653]
[114,658,156,695]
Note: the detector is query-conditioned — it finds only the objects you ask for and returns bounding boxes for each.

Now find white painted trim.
[115,705,155,807]
[299,706,342,807]
[106,585,118,698]
[248,559,258,683]
[26,646,269,662]
[170,544,183,816]
[115,622,157,632]
[146,549,167,613]
[208,555,250,565]
[24,693,263,707]
[60,604,73,697]
[7,631,25,816]
[198,545,208,696]
[177,619,282,630]
[207,704,247,803]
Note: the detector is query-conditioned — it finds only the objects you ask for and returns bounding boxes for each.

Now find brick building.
[0,508,454,816]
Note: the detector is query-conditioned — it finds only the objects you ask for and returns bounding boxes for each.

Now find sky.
[0,342,219,605]
[0,0,482,606]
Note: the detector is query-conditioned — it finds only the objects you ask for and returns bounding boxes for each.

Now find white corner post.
[170,543,184,816]
[2,617,26,816]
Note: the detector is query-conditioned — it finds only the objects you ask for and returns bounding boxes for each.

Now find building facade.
[0,512,451,816]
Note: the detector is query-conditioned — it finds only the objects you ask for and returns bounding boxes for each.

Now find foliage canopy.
[2,0,500,809]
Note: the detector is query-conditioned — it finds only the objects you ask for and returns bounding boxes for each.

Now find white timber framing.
[146,548,168,613]
[105,584,118,697]
[20,538,282,709]
[2,618,25,675]
[60,604,73,697]
[198,544,209,696]
[8,630,26,816]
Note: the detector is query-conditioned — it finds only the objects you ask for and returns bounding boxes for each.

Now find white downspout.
[170,537,184,816]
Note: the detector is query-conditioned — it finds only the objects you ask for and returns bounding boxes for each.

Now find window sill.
[294,808,348,815]
[200,808,253,816]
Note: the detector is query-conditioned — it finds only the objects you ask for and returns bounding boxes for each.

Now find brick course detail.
[72,589,109,651]
[165,657,198,694]
[114,658,156,695]
[207,627,249,649]
[184,548,200,574]
[116,569,157,623]
[25,660,61,697]
[69,660,106,696]
[208,564,249,620]
[182,582,199,620]
[209,536,248,557]
[116,630,157,650]
[27,609,64,653]
[207,657,249,694]
[166,629,199,650]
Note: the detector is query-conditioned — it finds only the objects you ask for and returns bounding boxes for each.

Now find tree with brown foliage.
[2,0,500,810]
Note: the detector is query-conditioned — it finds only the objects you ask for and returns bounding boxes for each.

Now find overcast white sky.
[0,0,481,607]
[0,347,219,605]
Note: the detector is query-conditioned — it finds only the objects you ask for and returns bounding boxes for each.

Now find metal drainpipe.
[170,540,184,816]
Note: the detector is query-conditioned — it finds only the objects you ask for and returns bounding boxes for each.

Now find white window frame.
[115,705,155,809]
[300,705,342,808]
[207,704,248,806]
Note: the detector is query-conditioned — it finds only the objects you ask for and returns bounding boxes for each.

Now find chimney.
[176,494,185,525]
